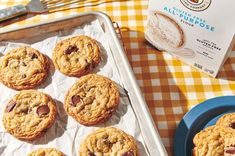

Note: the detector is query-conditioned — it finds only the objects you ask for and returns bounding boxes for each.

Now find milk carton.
[145,0,235,77]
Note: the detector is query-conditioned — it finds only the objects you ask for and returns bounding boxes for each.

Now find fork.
[0,0,125,22]
[0,0,85,22]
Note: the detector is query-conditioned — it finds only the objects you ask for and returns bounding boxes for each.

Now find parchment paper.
[0,20,149,156]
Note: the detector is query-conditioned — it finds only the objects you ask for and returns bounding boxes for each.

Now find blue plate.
[174,96,235,156]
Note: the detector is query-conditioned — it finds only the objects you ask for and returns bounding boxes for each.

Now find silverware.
[0,0,126,22]
[0,0,84,22]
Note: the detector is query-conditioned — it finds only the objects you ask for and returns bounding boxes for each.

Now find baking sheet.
[0,20,148,156]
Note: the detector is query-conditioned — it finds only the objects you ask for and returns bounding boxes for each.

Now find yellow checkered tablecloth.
[1,0,235,155]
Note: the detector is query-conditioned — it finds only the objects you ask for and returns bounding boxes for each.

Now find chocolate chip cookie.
[193,126,224,156]
[218,126,235,156]
[216,113,235,129]
[193,113,235,156]
[28,148,65,156]
[0,47,49,90]
[216,113,235,155]
[79,127,138,156]
[64,74,119,126]
[2,90,57,140]
[52,35,100,77]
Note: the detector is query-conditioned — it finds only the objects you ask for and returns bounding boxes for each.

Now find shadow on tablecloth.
[119,27,189,156]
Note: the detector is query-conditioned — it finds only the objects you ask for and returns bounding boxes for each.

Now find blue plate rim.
[173,95,235,156]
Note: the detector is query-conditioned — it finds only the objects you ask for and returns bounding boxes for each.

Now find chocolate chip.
[21,74,26,78]
[36,105,50,116]
[71,95,81,106]
[29,53,38,59]
[75,58,79,62]
[34,69,40,74]
[20,62,27,67]
[86,44,92,51]
[6,101,16,112]
[64,45,79,54]
[21,107,28,114]
[88,152,96,156]
[225,147,235,154]
[122,151,134,156]
[103,139,112,148]
[229,122,235,129]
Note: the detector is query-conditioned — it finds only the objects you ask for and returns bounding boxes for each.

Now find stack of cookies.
[193,113,235,156]
[0,35,138,156]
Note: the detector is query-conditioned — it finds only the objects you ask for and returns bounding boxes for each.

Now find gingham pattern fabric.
[0,1,235,155]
